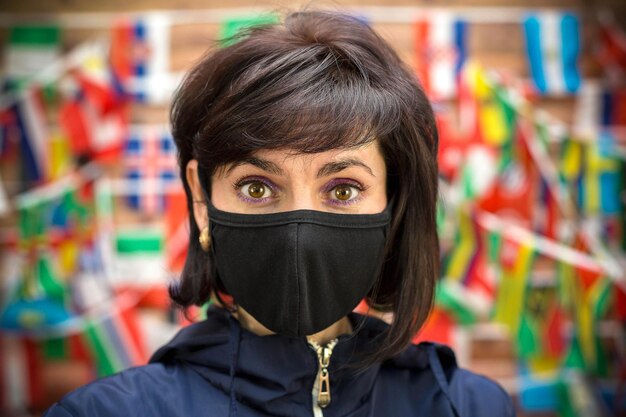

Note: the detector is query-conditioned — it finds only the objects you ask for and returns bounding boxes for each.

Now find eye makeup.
[231,174,370,208]
[232,175,280,204]
[322,178,369,206]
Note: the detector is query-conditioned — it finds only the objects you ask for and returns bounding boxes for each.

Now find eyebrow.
[225,156,375,178]
[316,158,375,178]
[226,157,285,176]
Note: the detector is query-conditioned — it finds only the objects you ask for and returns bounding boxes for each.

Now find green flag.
[219,13,280,47]
[6,25,60,91]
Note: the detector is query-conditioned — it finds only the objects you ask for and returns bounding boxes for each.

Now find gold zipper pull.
[318,366,331,407]
[313,340,337,409]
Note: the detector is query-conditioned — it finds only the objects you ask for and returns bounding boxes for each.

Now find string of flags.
[421,55,626,414]
[0,8,624,416]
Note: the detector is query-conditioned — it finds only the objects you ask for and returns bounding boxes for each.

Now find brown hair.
[169,9,439,363]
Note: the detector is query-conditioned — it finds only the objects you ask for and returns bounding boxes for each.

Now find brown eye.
[247,182,266,198]
[334,185,353,201]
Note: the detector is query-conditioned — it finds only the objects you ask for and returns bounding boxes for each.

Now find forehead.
[251,141,384,166]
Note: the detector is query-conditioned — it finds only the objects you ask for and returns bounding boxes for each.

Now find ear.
[186,159,208,231]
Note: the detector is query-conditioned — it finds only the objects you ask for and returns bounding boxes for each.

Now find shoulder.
[387,342,516,417]
[43,362,218,417]
[449,367,516,416]
[427,343,516,417]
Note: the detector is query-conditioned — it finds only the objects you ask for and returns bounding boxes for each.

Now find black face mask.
[205,199,392,337]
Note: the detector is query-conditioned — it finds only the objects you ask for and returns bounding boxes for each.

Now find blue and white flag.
[523,12,581,95]
[131,13,171,103]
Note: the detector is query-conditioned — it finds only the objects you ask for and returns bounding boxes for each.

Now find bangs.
[194,31,404,167]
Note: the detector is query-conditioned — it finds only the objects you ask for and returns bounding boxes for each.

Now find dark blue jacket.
[43,306,515,416]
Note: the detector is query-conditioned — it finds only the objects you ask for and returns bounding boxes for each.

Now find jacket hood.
[149,306,458,417]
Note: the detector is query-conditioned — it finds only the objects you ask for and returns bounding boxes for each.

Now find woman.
[44,10,515,417]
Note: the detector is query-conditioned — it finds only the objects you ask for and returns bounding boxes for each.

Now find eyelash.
[232,176,368,206]
[322,178,367,206]
[233,176,277,204]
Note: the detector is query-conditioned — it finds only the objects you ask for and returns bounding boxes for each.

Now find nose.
[279,185,324,212]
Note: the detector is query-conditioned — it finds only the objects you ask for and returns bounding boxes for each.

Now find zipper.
[308,338,338,416]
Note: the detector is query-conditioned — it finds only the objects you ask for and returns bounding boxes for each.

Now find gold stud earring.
[199,226,211,252]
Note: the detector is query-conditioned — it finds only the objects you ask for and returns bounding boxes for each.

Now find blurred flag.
[523,12,581,95]
[414,12,467,100]
[596,15,626,82]
[478,125,541,229]
[112,228,167,288]
[562,261,613,376]
[0,335,28,412]
[48,132,73,180]
[59,68,128,163]
[601,87,626,127]
[472,68,516,149]
[443,208,481,286]
[436,112,482,181]
[0,171,9,216]
[82,305,146,377]
[165,190,189,273]
[110,18,136,86]
[14,86,50,183]
[493,240,535,335]
[123,128,178,215]
[4,25,60,90]
[559,137,583,185]
[518,282,566,374]
[219,13,280,47]
[580,132,621,215]
[111,14,171,103]
[413,307,456,346]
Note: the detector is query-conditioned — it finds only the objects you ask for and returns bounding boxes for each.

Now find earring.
[199,226,211,252]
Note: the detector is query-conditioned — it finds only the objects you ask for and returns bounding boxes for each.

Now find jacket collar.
[150,306,437,416]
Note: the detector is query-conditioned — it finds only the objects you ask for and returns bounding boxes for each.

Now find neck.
[231,305,353,346]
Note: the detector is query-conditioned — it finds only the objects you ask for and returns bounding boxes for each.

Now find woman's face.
[207,141,388,215]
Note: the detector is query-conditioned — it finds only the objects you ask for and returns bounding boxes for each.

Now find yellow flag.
[493,242,534,333]
[50,132,72,179]
[58,240,79,276]
[559,139,582,181]
[471,64,508,146]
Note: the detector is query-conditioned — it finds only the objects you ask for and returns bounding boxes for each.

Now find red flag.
[478,124,541,228]
[59,100,90,157]
[110,19,135,83]
[24,339,44,409]
[58,78,128,163]
[413,307,455,346]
